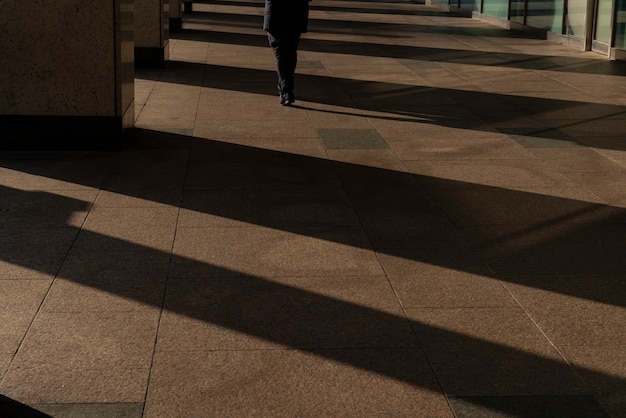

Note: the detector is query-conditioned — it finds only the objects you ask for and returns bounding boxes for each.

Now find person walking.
[263,0,312,106]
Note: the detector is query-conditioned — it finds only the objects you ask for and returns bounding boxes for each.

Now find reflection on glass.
[565,0,587,38]
[510,0,526,23]
[615,0,626,48]
[595,0,613,43]
[460,0,481,12]
[483,0,510,19]
[526,0,564,32]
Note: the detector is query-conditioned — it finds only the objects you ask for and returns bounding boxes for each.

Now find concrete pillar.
[170,0,183,33]
[0,0,135,151]
[134,0,170,68]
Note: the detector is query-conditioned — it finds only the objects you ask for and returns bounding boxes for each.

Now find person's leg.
[268,32,290,98]
[268,31,301,104]
[284,32,301,103]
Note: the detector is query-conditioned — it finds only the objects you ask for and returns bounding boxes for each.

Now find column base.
[170,17,183,33]
[135,44,170,68]
[0,114,134,151]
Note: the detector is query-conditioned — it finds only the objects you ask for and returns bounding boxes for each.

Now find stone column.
[134,0,170,68]
[0,0,135,150]
[170,0,183,33]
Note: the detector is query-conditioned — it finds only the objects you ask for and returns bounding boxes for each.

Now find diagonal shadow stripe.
[176,9,626,75]
[0,130,623,415]
[1,134,625,306]
[0,192,617,417]
[186,0,456,17]
[146,60,626,151]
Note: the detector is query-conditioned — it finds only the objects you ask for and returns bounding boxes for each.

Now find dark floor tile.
[34,402,143,418]
[297,60,325,69]
[448,395,610,418]
[508,132,582,148]
[319,128,389,149]
[0,395,51,418]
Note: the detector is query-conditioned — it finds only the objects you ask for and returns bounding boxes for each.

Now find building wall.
[429,0,626,60]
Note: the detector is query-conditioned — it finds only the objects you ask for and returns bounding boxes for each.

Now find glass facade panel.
[595,0,613,42]
[483,0,510,19]
[460,0,482,12]
[564,0,587,38]
[613,0,626,48]
[510,0,526,23]
[526,0,564,32]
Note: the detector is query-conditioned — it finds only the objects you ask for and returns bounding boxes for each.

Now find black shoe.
[285,91,295,105]
[280,94,288,106]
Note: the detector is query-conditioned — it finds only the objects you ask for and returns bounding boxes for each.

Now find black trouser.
[267,31,301,95]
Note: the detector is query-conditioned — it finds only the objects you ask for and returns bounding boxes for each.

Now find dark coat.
[263,0,311,34]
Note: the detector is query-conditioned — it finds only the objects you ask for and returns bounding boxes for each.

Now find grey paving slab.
[178,188,360,227]
[145,349,453,418]
[318,127,389,149]
[2,0,626,416]
[170,225,384,278]
[38,403,144,418]
[157,274,417,351]
[448,395,610,418]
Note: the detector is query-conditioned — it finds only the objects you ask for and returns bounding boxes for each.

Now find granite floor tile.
[51,246,171,309]
[193,117,319,140]
[331,162,430,206]
[170,225,384,278]
[558,347,626,418]
[318,128,389,149]
[448,395,610,418]
[0,189,96,228]
[377,251,514,308]
[482,223,626,276]
[157,274,417,351]
[0,280,51,355]
[196,91,313,121]
[144,349,453,418]
[325,149,408,171]
[72,224,176,253]
[0,169,102,192]
[93,191,180,208]
[528,148,626,172]
[178,188,359,227]
[3,0,625,416]
[40,277,165,314]
[183,154,341,191]
[373,118,508,143]
[564,171,626,206]
[0,311,158,403]
[406,159,576,189]
[0,154,116,189]
[509,132,582,148]
[354,204,466,249]
[421,341,588,396]
[0,395,52,418]
[32,402,144,418]
[386,135,531,160]
[498,283,626,347]
[415,181,621,228]
[0,228,79,279]
[102,170,186,194]
[307,109,376,129]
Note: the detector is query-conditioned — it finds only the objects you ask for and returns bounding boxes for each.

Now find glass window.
[613,0,626,48]
[526,0,564,33]
[564,0,588,38]
[510,0,526,24]
[460,0,482,12]
[595,0,613,43]
[483,0,510,19]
